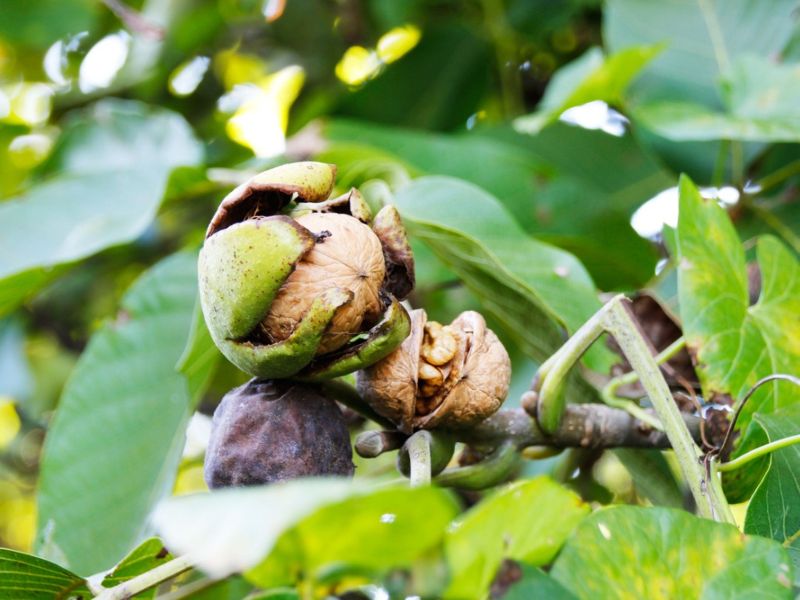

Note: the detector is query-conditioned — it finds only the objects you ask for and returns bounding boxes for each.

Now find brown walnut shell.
[204,379,355,488]
[356,309,511,433]
[261,212,386,354]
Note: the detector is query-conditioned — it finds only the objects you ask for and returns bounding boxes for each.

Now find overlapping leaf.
[745,406,800,581]
[444,477,588,599]
[0,549,90,599]
[636,57,800,142]
[393,175,615,372]
[675,176,800,435]
[514,45,660,134]
[0,99,202,316]
[605,0,797,105]
[152,479,458,584]
[324,120,669,290]
[36,251,198,575]
[552,506,793,599]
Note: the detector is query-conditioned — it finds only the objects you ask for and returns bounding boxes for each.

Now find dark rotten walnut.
[204,379,355,488]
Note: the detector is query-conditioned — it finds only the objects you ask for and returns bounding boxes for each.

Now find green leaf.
[100,537,172,596]
[0,0,97,48]
[514,45,660,134]
[176,297,222,408]
[745,405,800,580]
[604,0,798,105]
[0,548,90,599]
[0,99,203,316]
[675,176,800,435]
[444,477,589,599]
[324,120,669,290]
[635,57,800,142]
[248,485,459,587]
[393,175,615,372]
[552,506,794,599]
[36,251,198,575]
[503,565,577,600]
[152,479,457,583]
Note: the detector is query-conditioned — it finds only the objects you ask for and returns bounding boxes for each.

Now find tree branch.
[456,404,703,451]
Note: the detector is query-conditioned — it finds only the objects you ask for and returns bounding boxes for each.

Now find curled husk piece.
[204,379,355,488]
[198,161,414,379]
[356,309,511,433]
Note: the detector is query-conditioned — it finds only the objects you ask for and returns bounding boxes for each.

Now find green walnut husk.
[199,161,414,380]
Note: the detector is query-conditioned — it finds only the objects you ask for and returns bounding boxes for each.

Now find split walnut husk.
[356,309,511,433]
[198,161,414,380]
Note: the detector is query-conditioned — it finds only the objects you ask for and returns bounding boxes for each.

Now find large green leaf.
[0,99,202,316]
[444,477,589,599]
[604,0,797,105]
[393,175,615,372]
[36,251,198,575]
[152,480,457,582]
[745,406,800,580]
[247,485,459,587]
[675,176,800,434]
[0,0,97,48]
[514,45,660,134]
[552,506,794,599]
[324,120,669,289]
[0,548,90,599]
[604,0,796,178]
[635,57,800,143]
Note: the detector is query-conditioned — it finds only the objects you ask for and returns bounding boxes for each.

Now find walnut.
[260,212,386,354]
[204,379,355,488]
[356,309,511,433]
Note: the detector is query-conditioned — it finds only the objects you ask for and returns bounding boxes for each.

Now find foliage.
[1,0,800,598]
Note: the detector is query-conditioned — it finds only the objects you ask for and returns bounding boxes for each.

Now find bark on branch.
[456,404,703,450]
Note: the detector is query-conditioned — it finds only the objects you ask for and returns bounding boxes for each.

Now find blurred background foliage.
[0,0,799,591]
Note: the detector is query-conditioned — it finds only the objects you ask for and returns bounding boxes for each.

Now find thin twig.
[101,0,165,39]
[716,374,800,461]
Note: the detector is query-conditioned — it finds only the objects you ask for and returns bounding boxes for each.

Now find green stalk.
[94,555,193,600]
[715,434,800,472]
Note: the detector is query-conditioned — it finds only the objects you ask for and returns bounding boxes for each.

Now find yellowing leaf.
[215,49,269,90]
[335,46,381,86]
[376,25,421,64]
[226,65,305,158]
[0,398,20,448]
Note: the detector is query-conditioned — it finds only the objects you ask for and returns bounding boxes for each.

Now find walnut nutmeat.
[356,309,511,433]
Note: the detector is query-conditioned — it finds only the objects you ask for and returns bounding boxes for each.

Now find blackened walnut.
[204,379,355,488]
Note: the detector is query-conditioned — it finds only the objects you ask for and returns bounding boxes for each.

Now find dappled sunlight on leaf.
[168,56,210,97]
[78,31,130,94]
[376,25,421,64]
[0,480,35,551]
[0,82,53,126]
[226,65,305,158]
[336,46,381,87]
[336,25,421,87]
[0,397,20,449]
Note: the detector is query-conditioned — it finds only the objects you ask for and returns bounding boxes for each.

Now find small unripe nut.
[204,379,355,488]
